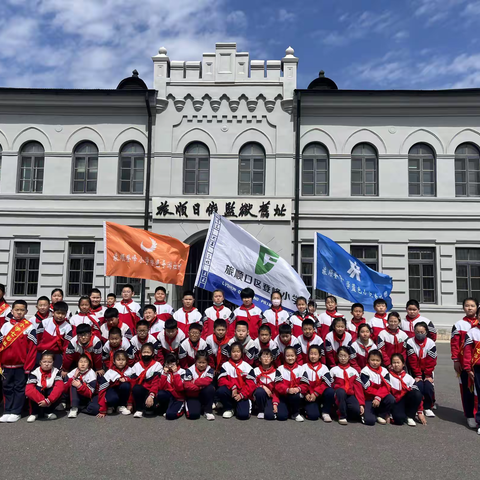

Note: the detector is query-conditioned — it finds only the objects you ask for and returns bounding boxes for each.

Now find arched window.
[408,143,436,196]
[351,143,378,196]
[302,143,329,195]
[455,143,480,197]
[239,143,265,195]
[119,142,145,194]
[18,141,44,193]
[72,142,98,193]
[183,142,210,195]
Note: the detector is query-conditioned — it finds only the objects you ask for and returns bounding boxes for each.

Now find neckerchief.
[40,368,52,391]
[338,363,351,392]
[283,362,299,387]
[256,365,276,385]
[137,360,152,385]
[213,305,224,319]
[213,335,228,370]
[228,359,245,389]
[389,369,409,394]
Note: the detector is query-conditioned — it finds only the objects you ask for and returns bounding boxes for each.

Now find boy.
[157,317,186,359]
[106,293,116,308]
[298,318,325,365]
[144,304,164,338]
[35,296,51,324]
[226,320,256,365]
[251,324,279,366]
[114,284,141,333]
[203,289,234,340]
[101,326,135,371]
[100,307,133,343]
[178,323,209,369]
[403,299,437,341]
[205,318,230,373]
[274,323,302,367]
[376,312,408,368]
[231,287,264,340]
[0,283,11,328]
[62,324,103,374]
[0,299,37,423]
[89,288,106,325]
[288,296,316,338]
[153,286,174,322]
[367,298,389,341]
[348,303,366,342]
[173,290,203,335]
[131,319,162,363]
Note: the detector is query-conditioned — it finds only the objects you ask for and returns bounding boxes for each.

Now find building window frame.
[115,276,141,298]
[118,142,145,194]
[12,242,41,296]
[455,143,480,197]
[67,242,95,297]
[350,245,379,272]
[408,143,436,197]
[18,141,45,193]
[351,143,378,196]
[183,142,210,195]
[72,141,99,194]
[301,244,326,300]
[238,143,266,196]
[408,247,437,304]
[302,142,329,196]
[456,248,480,303]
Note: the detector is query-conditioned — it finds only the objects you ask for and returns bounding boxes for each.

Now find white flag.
[195,213,309,312]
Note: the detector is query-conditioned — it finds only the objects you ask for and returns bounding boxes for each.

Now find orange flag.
[103,222,190,285]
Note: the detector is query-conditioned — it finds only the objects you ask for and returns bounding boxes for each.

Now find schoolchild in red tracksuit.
[205,319,230,374]
[65,354,98,418]
[62,324,103,374]
[231,288,264,340]
[131,320,163,363]
[463,316,480,431]
[114,283,141,333]
[34,296,51,324]
[178,323,209,369]
[101,327,135,370]
[376,312,408,368]
[262,290,289,339]
[297,318,325,365]
[403,299,437,341]
[173,290,203,336]
[253,349,278,420]
[251,324,279,366]
[324,317,356,368]
[367,298,389,342]
[317,295,344,340]
[202,289,234,340]
[153,286,174,323]
[157,318,186,360]
[100,308,133,343]
[351,323,378,372]
[157,354,185,420]
[274,324,302,367]
[288,296,317,338]
[348,303,366,342]
[70,296,102,338]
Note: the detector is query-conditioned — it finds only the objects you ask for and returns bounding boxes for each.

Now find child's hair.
[332,317,346,329]
[51,288,64,297]
[373,298,387,307]
[271,289,281,300]
[308,300,316,308]
[357,323,372,334]
[278,324,292,335]
[406,299,420,309]
[387,311,401,321]
[189,322,203,333]
[164,317,177,330]
[214,318,227,329]
[89,288,101,296]
[77,353,92,368]
[195,349,209,362]
[114,350,128,362]
[0,283,5,295]
[351,302,364,312]
[37,295,50,304]
[337,346,351,357]
[302,318,315,328]
[259,348,273,359]
[229,341,244,353]
[367,350,382,361]
[391,353,405,365]
[258,324,271,335]
[122,284,135,293]
[240,287,255,299]
[164,353,178,364]
[76,324,92,335]
[108,326,122,338]
[284,346,297,357]
[307,344,322,356]
[136,320,150,329]
[107,292,116,299]
[213,289,224,296]
[463,297,479,307]
[155,286,166,294]
[78,295,91,307]
[53,301,68,313]
[235,320,249,330]
[296,296,307,304]
[12,299,28,309]
[104,308,119,320]
[143,304,156,314]
[40,351,55,361]
[414,321,428,332]
[325,295,337,304]
[140,342,155,354]
[182,290,195,298]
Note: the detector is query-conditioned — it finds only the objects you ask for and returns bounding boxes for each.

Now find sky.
[0,0,479,90]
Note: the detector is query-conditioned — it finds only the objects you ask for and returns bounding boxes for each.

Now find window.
[73,142,98,193]
[408,144,436,196]
[238,143,265,195]
[350,246,378,271]
[183,142,210,194]
[68,243,95,296]
[18,142,44,193]
[0,144,2,182]
[351,143,378,196]
[408,247,436,304]
[301,244,326,300]
[13,242,40,296]
[115,277,141,297]
[302,143,329,195]
[455,143,480,197]
[119,142,145,194]
[456,248,480,303]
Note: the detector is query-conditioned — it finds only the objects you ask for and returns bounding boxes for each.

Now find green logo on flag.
[255,245,279,275]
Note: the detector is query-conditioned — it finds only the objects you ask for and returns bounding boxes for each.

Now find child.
[360,350,395,425]
[226,321,256,365]
[273,346,308,422]
[451,297,478,429]
[263,290,290,339]
[330,346,365,425]
[217,342,256,420]
[89,288,106,326]
[274,324,302,367]
[302,345,335,422]
[153,286,174,323]
[65,354,98,418]
[157,353,185,420]
[205,318,230,374]
[348,303,366,342]
[318,295,344,340]
[252,324,279,366]
[34,296,51,324]
[62,324,103,374]
[183,350,216,420]
[97,350,133,417]
[178,323,209,369]
[131,320,162,363]
[0,283,11,327]
[403,299,437,341]
[130,343,163,418]
[377,312,408,368]
[106,293,116,308]
[36,301,72,368]
[158,317,186,359]
[50,288,71,318]
[308,300,318,320]
[389,353,425,426]
[253,349,277,420]
[25,351,64,422]
[0,299,37,423]
[143,304,163,337]
[351,323,377,372]
[202,289,234,340]
[102,326,135,371]
[406,321,437,418]
[114,284,141,333]
[288,296,316,338]
[298,318,325,365]
[100,307,133,343]
[231,287,264,340]
[463,310,480,433]
[70,296,101,337]
[173,290,203,336]
[324,317,354,368]
[368,298,389,341]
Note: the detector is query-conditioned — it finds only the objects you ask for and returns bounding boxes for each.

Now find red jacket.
[0,319,37,372]
[451,317,478,364]
[330,365,365,405]
[231,305,263,340]
[25,367,64,406]
[360,365,391,401]
[302,362,332,397]
[205,334,230,373]
[463,326,480,372]
[273,363,308,399]
[64,368,97,399]
[376,328,408,367]
[36,318,72,354]
[114,300,141,333]
[183,365,215,397]
[97,367,134,414]
[62,336,103,372]
[347,318,365,342]
[202,305,233,339]
[130,361,163,396]
[406,338,437,377]
[218,359,256,399]
[158,370,185,401]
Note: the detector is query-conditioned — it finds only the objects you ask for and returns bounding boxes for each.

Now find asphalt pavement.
[1,344,476,480]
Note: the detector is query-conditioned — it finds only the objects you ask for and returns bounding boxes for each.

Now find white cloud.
[278,9,295,22]
[226,10,248,29]
[412,0,467,24]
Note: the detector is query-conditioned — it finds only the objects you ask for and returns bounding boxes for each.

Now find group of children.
[0,282,478,432]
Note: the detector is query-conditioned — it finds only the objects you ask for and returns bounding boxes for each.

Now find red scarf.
[213,305,224,319]
[53,319,66,351]
[374,313,388,327]
[284,362,299,387]
[415,337,428,363]
[121,300,137,325]
[338,363,351,392]
[137,360,152,385]
[272,306,282,327]
[80,337,95,365]
[256,365,276,385]
[387,328,401,351]
[389,369,409,394]
[303,333,316,352]
[358,340,373,355]
[213,335,229,370]
[188,339,200,357]
[367,364,390,390]
[183,307,194,324]
[40,368,52,391]
[326,310,340,318]
[307,361,323,386]
[85,312,101,332]
[154,301,166,305]
[111,365,128,380]
[165,332,178,352]
[464,316,479,328]
[35,311,49,323]
[241,304,254,322]
[405,314,420,332]
[334,331,346,347]
[228,359,245,389]
[351,318,365,328]
[109,344,122,366]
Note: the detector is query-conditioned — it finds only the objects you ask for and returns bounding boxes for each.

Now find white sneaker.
[338,418,348,425]
[205,413,215,421]
[0,414,11,423]
[222,410,234,419]
[47,413,57,420]
[477,427,480,435]
[376,416,387,425]
[27,415,38,423]
[55,403,66,411]
[322,413,332,423]
[133,411,143,418]
[294,414,305,422]
[406,417,416,427]
[424,409,435,418]
[68,407,78,419]
[107,407,114,415]
[118,406,131,416]
[8,414,21,423]
[467,417,477,428]
[257,413,265,419]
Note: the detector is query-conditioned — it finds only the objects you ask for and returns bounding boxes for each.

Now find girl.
[347,303,366,342]
[302,345,335,422]
[263,290,290,339]
[330,346,365,425]
[388,353,425,427]
[130,343,163,418]
[451,297,479,429]
[287,296,316,338]
[351,323,377,372]
[253,349,277,420]
[131,320,162,363]
[318,295,343,340]
[217,342,256,420]
[360,350,394,426]
[157,354,186,420]
[406,322,437,418]
[26,351,64,422]
[377,312,408,368]
[273,346,308,422]
[70,296,101,338]
[183,350,216,421]
[50,288,71,319]
[308,300,318,320]
[324,317,355,368]
[97,350,133,417]
[65,354,98,418]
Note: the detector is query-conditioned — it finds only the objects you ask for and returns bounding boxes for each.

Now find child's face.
[230,347,242,361]
[213,291,224,304]
[302,324,314,338]
[155,290,166,302]
[242,296,253,307]
[165,328,178,339]
[182,295,194,309]
[285,350,297,365]
[78,358,90,372]
[77,332,92,346]
[258,330,271,344]
[107,317,119,328]
[53,310,67,323]
[115,356,127,370]
[308,304,316,314]
[391,356,404,373]
[79,299,90,313]
[296,300,307,313]
[464,299,477,317]
[338,350,350,365]
[352,306,364,320]
[137,325,149,341]
[12,304,27,320]
[142,347,154,359]
[334,322,346,335]
[109,334,122,349]
[40,356,54,371]
[415,326,427,337]
[375,303,387,315]
[107,296,115,306]
[188,328,201,343]
[90,292,101,308]
[196,357,208,372]
[143,309,156,322]
[388,316,400,330]
[260,353,273,369]
[122,287,133,301]
[235,325,248,341]
[406,305,419,318]
[51,291,63,303]
[325,298,337,311]
[368,355,382,369]
[359,327,370,343]
[280,333,291,344]
[37,300,50,315]
[308,349,320,363]
[165,361,176,371]
[214,326,226,339]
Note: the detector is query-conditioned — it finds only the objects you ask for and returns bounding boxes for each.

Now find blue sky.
[0,0,479,90]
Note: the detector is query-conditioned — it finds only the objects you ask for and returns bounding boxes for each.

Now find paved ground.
[1,344,477,480]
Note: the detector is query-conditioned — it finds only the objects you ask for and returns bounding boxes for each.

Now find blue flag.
[314,232,393,312]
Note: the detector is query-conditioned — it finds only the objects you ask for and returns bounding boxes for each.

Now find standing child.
[62,324,103,374]
[178,323,209,369]
[106,293,116,308]
[367,298,389,341]
[226,321,257,365]
[274,324,302,367]
[348,303,366,342]
[157,354,185,420]
[324,317,354,368]
[288,296,316,338]
[70,296,101,337]
[0,283,11,327]
[157,317,186,360]
[34,296,51,324]
[377,312,408,368]
[0,300,37,423]
[231,288,264,340]
[318,295,343,340]
[89,288,106,326]
[252,324,279,366]
[114,284,141,333]
[308,300,318,321]
[205,318,230,374]
[131,320,162,363]
[253,349,277,420]
[173,290,203,336]
[50,288,71,319]
[153,286,174,324]
[101,327,135,371]
[263,290,290,339]
[65,354,98,418]
[403,299,437,340]
[202,289,233,340]
[351,323,377,372]
[100,308,133,343]
[298,318,325,365]
[144,304,164,338]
